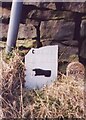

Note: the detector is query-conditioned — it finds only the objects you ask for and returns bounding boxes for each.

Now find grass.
[0,39,36,48]
[0,39,37,62]
[0,49,85,119]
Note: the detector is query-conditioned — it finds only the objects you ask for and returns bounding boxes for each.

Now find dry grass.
[1,51,25,118]
[0,51,85,119]
[23,76,85,119]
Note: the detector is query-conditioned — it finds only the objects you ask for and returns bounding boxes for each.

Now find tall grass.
[0,50,85,119]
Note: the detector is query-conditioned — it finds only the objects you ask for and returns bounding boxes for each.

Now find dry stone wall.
[0,2,86,61]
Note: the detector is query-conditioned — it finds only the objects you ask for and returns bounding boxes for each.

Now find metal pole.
[6,0,23,53]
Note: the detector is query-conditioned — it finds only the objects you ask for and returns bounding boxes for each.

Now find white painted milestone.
[25,45,58,89]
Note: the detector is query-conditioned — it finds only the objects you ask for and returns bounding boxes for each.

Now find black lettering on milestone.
[33,68,51,77]
[32,49,35,54]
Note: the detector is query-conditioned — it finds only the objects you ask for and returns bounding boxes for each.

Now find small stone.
[66,62,85,80]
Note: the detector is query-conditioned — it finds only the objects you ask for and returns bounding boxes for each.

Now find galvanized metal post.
[6,0,23,53]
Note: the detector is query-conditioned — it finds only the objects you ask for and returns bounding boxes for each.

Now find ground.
[0,39,86,119]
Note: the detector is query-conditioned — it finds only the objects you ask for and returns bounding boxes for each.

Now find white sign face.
[25,45,58,89]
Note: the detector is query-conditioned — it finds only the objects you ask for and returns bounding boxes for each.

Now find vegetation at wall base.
[0,50,85,119]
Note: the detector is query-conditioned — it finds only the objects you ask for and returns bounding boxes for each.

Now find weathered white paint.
[25,45,58,89]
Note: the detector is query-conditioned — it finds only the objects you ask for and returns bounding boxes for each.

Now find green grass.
[0,39,36,49]
[0,39,37,61]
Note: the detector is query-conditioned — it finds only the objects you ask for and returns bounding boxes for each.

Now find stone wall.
[0,2,86,61]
